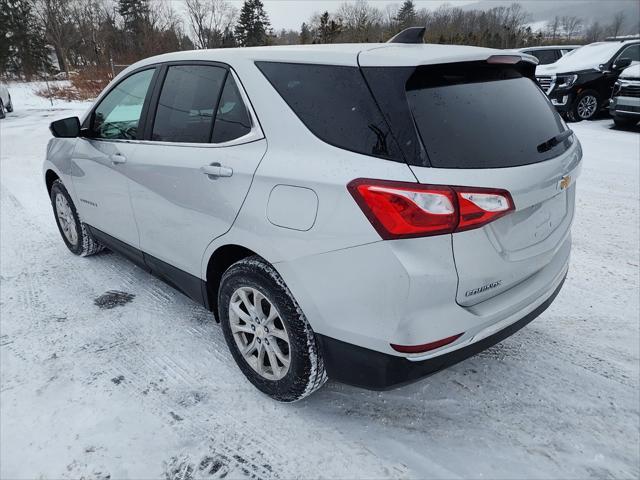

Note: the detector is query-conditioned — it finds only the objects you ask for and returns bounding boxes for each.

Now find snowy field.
[1,83,639,479]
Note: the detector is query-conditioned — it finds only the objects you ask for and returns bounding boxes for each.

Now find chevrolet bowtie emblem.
[559,175,571,190]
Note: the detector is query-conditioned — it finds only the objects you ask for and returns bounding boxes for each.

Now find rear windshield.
[404,63,569,169]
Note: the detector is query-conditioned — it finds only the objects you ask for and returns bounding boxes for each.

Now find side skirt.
[87,226,210,310]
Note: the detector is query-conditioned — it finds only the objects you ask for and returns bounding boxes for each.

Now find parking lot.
[1,85,639,479]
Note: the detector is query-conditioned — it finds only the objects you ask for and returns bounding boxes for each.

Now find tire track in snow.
[1,179,408,479]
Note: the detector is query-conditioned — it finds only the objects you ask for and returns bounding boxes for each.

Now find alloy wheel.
[228,286,291,381]
[577,95,597,119]
[55,193,78,246]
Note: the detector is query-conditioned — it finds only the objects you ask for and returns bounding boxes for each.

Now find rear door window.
[212,74,252,143]
[256,62,401,160]
[404,63,568,169]
[152,65,226,143]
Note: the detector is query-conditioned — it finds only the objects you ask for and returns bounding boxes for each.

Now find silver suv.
[44,40,582,401]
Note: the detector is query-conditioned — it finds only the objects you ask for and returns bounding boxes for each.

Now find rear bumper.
[317,274,566,390]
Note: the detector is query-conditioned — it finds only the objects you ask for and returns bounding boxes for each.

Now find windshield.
[552,42,624,69]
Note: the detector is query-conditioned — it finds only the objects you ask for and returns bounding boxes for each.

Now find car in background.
[536,39,640,121]
[610,63,640,127]
[0,83,14,119]
[517,45,580,65]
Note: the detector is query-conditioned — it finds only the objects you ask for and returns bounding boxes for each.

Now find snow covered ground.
[1,83,639,479]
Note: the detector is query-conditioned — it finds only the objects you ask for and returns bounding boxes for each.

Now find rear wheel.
[50,179,103,256]
[570,90,600,121]
[218,256,327,402]
[6,95,13,112]
[0,99,5,119]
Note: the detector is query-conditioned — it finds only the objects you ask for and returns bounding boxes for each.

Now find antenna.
[387,27,426,44]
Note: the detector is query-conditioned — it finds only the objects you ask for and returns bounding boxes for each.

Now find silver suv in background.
[517,45,579,65]
[0,83,14,119]
[43,36,581,401]
[610,63,640,127]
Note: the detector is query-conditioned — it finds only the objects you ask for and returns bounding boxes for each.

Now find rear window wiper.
[537,129,574,153]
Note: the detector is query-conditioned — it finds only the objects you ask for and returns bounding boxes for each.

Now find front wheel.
[218,256,327,402]
[6,95,13,112]
[50,179,104,256]
[570,90,600,121]
[0,99,5,119]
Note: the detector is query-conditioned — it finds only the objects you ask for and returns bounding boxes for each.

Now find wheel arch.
[45,169,61,195]
[205,244,261,319]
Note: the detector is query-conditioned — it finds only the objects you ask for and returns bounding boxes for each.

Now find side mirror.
[49,116,80,138]
[613,58,632,71]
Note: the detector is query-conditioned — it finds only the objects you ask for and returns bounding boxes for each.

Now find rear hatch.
[360,51,581,306]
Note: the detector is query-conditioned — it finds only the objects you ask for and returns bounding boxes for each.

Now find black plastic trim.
[88,225,147,269]
[87,226,210,310]
[316,275,566,390]
[387,27,426,44]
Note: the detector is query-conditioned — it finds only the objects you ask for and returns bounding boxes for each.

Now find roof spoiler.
[387,27,426,44]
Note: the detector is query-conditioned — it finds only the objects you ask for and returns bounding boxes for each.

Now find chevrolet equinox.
[44,32,582,401]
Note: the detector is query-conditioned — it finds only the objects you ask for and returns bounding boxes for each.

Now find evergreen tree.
[395,0,417,29]
[0,0,50,79]
[118,0,150,36]
[222,27,237,48]
[234,0,271,47]
[300,22,311,44]
[318,11,341,44]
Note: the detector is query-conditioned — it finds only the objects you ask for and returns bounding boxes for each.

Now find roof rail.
[604,35,640,42]
[387,27,426,44]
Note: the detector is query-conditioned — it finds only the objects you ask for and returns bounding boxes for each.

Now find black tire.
[218,256,327,402]
[50,179,104,256]
[570,90,600,121]
[6,95,13,112]
[613,116,638,128]
[0,99,5,119]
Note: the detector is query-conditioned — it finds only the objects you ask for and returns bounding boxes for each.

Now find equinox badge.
[465,280,503,297]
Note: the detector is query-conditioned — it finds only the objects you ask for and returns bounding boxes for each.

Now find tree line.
[0,0,635,80]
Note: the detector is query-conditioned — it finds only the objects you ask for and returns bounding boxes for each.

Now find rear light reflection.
[391,333,464,354]
[348,178,514,239]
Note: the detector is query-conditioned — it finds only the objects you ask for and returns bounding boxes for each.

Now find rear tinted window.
[405,64,568,169]
[152,65,226,143]
[256,62,400,160]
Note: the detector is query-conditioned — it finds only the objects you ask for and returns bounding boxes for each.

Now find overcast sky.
[170,0,477,31]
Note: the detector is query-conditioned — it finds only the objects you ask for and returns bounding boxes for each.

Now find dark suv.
[536,39,640,121]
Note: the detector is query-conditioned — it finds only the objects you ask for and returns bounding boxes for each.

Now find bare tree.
[35,0,77,73]
[561,15,583,40]
[584,21,604,43]
[547,15,561,42]
[608,11,625,38]
[185,0,237,49]
[336,0,383,42]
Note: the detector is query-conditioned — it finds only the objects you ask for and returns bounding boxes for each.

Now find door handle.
[201,163,233,178]
[111,153,127,165]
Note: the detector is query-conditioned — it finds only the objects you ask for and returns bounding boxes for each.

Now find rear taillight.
[347,179,514,240]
